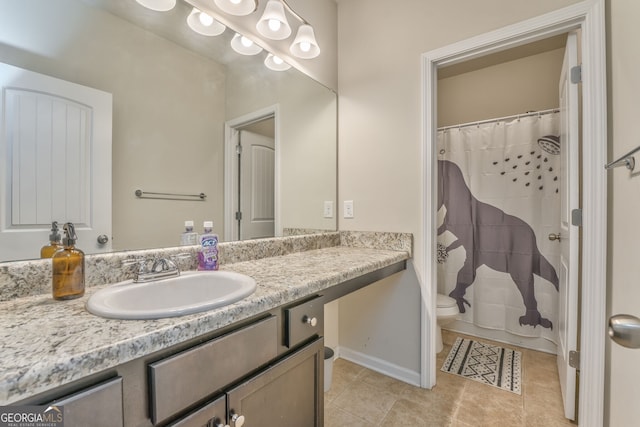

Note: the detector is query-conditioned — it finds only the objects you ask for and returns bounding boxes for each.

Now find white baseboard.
[336,346,421,387]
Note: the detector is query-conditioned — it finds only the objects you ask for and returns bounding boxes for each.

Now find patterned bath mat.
[441,337,522,394]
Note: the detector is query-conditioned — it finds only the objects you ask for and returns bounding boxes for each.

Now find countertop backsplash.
[0,231,411,302]
[340,231,413,256]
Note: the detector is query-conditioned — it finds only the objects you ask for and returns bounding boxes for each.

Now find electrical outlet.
[343,200,354,219]
[323,201,333,218]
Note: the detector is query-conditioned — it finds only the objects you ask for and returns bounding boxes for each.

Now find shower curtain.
[436,112,560,343]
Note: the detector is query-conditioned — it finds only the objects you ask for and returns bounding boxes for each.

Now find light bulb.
[199,12,214,26]
[268,19,281,32]
[135,0,176,12]
[256,0,290,40]
[264,53,290,71]
[214,0,255,15]
[187,7,225,36]
[241,36,253,47]
[290,24,320,59]
[231,33,262,55]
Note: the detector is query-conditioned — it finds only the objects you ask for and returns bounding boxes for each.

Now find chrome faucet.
[133,257,180,283]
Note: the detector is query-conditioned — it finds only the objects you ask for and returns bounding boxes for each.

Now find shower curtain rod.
[437,108,560,132]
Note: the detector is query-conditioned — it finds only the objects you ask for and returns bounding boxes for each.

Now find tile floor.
[324,330,575,426]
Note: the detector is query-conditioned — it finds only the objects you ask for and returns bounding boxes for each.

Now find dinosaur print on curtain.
[436,112,561,342]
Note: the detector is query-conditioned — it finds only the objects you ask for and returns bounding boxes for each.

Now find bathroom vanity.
[35,297,327,426]
[0,232,411,426]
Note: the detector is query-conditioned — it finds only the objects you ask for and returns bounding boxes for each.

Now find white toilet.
[436,294,459,353]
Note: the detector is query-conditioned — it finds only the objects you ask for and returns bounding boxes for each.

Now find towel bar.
[605,145,640,171]
[135,189,206,201]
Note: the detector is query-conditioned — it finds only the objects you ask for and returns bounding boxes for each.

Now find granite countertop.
[0,245,409,405]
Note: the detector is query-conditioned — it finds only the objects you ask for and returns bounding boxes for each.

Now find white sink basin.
[86,271,257,320]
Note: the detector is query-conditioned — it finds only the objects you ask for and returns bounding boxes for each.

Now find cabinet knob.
[548,233,561,242]
[97,234,109,245]
[231,413,245,427]
[303,316,318,327]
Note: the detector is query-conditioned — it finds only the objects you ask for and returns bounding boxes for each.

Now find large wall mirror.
[0,0,337,262]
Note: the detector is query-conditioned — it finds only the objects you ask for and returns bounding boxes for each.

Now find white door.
[608,1,640,424]
[0,62,112,261]
[239,130,275,240]
[556,32,580,421]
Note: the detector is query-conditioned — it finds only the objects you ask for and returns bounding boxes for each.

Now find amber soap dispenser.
[52,222,85,300]
[41,221,63,258]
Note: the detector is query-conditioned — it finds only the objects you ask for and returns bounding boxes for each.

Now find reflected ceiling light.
[290,24,320,59]
[230,33,263,55]
[264,53,291,71]
[134,0,176,12]
[187,8,226,36]
[214,0,256,16]
[256,0,291,40]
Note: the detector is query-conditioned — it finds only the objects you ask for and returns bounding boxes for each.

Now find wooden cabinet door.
[226,338,324,427]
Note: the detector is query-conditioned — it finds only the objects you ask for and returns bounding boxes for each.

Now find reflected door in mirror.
[0,62,112,261]
[239,130,275,240]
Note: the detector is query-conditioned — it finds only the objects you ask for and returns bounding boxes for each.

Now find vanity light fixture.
[264,53,291,71]
[134,0,176,12]
[290,24,320,59]
[230,33,263,55]
[215,0,321,60]
[214,0,257,16]
[187,8,226,36]
[256,0,291,40]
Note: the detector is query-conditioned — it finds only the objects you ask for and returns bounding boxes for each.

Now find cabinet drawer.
[49,377,123,427]
[149,316,278,425]
[284,296,323,348]
[167,395,226,427]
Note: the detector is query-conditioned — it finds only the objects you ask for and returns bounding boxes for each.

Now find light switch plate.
[343,200,354,219]
[323,201,333,218]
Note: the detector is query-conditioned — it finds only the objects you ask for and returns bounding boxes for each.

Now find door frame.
[223,105,281,241]
[420,1,606,425]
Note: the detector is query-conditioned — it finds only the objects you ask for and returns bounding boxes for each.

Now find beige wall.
[226,62,337,232]
[606,1,640,425]
[336,0,582,381]
[438,48,564,127]
[0,0,226,250]
[281,0,338,91]
[336,0,640,424]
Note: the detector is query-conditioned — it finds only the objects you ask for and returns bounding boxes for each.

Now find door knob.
[548,233,561,242]
[97,234,109,245]
[609,314,640,348]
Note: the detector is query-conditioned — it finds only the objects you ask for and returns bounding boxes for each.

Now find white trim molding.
[338,346,422,387]
[420,1,606,425]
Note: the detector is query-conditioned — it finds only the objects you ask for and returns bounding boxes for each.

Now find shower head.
[537,135,560,155]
